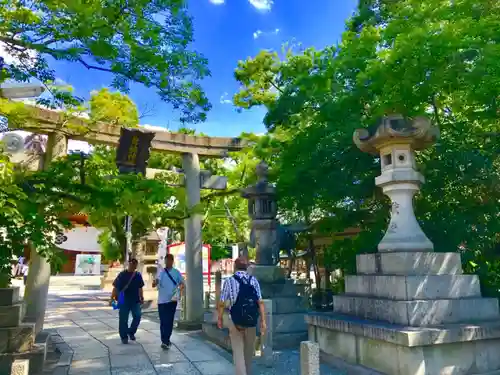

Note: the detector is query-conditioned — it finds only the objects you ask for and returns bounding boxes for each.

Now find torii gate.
[21,106,244,332]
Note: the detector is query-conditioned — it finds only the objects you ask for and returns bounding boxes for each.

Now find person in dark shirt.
[111,258,145,344]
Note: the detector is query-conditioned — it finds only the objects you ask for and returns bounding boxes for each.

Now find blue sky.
[50,0,357,137]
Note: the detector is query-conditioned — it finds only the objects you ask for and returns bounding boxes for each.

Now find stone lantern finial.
[255,160,269,183]
[353,115,439,253]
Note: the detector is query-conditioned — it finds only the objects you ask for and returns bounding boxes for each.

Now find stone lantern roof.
[353,114,439,155]
[240,161,276,199]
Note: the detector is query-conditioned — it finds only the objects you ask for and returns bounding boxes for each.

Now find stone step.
[260,279,310,299]
[203,309,308,334]
[201,321,308,350]
[0,323,36,352]
[0,287,21,307]
[0,344,45,375]
[345,274,481,300]
[332,295,499,326]
[356,252,463,276]
[271,296,309,314]
[306,312,500,375]
[201,322,232,351]
[272,312,308,334]
[0,303,24,328]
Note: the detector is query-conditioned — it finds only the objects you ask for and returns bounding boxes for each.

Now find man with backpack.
[111,258,145,344]
[153,253,184,349]
[217,257,266,375]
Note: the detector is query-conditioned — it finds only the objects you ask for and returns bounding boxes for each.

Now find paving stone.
[181,348,228,362]
[107,342,143,355]
[111,368,156,375]
[144,345,188,364]
[109,354,153,369]
[68,357,109,374]
[71,349,108,361]
[154,362,202,375]
[193,360,234,375]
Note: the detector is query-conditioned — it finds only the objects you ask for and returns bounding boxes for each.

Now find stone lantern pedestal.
[306,115,500,375]
[202,162,309,350]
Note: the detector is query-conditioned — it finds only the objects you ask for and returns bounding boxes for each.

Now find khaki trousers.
[228,319,256,375]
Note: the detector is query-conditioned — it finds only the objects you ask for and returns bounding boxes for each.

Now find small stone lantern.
[353,114,439,252]
[241,161,279,265]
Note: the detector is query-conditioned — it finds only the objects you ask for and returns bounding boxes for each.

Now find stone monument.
[306,114,500,374]
[0,286,48,374]
[243,161,309,348]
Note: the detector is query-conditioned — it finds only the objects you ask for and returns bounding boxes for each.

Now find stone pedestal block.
[248,265,286,283]
[260,278,309,299]
[332,295,499,326]
[100,266,123,291]
[0,358,29,375]
[203,269,309,349]
[0,286,46,375]
[356,252,463,276]
[250,267,309,348]
[0,288,20,307]
[345,274,481,300]
[0,304,24,328]
[307,313,500,375]
[307,251,500,374]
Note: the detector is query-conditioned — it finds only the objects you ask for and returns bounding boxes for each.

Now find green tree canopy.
[0,0,210,122]
[233,0,500,294]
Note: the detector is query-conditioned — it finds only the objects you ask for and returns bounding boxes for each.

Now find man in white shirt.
[153,253,184,349]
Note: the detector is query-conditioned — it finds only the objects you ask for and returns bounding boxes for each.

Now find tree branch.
[201,187,241,201]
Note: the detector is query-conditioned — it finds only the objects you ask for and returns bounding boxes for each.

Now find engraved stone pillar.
[300,341,320,375]
[261,299,273,367]
[24,132,67,334]
[181,152,203,328]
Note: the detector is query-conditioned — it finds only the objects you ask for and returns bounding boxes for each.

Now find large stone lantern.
[353,114,439,252]
[305,114,500,375]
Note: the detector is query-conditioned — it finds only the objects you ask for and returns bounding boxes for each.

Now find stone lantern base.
[203,265,310,350]
[306,251,500,375]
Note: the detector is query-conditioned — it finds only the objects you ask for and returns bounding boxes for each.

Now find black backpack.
[230,274,259,328]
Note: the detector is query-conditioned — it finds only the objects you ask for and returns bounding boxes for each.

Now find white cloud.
[209,0,225,4]
[253,30,263,39]
[219,92,232,105]
[249,0,273,11]
[140,124,171,132]
[253,28,280,39]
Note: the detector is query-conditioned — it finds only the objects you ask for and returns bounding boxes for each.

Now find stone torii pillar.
[181,152,204,328]
[24,132,68,334]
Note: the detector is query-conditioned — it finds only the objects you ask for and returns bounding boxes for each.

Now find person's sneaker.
[161,343,169,350]
[121,338,129,344]
[129,333,136,341]
[167,342,172,349]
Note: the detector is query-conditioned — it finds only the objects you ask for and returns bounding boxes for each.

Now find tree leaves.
[0,0,211,122]
[232,0,500,295]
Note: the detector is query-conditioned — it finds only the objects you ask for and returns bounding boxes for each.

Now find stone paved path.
[40,290,344,375]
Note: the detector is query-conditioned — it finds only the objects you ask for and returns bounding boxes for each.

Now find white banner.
[156,227,169,276]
